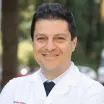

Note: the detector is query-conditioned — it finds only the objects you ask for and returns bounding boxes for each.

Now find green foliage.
[0,32,2,56]
[19,20,31,39]
[18,40,39,67]
[19,3,35,40]
[18,40,32,63]
[27,53,39,67]
[36,0,44,9]
[0,37,2,56]
[19,0,28,10]
[99,22,104,41]
[69,0,89,41]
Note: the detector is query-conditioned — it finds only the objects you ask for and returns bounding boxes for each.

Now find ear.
[72,37,77,52]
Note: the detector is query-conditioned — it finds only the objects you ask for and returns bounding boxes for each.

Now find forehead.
[34,19,71,36]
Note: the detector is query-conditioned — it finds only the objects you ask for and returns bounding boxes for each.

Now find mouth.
[42,54,59,57]
[41,53,60,61]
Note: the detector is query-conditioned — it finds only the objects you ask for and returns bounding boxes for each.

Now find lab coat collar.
[49,62,80,96]
[63,61,80,86]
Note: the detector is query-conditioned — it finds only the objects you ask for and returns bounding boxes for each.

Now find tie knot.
[43,81,55,96]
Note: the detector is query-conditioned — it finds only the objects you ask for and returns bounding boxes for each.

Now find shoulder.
[12,70,40,84]
[2,70,40,91]
[79,72,104,96]
[0,70,41,103]
[78,73,104,104]
[80,72,103,88]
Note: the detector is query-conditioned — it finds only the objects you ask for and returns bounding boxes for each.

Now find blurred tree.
[28,0,35,6]
[101,0,104,20]
[19,0,35,40]
[36,0,44,9]
[1,0,19,87]
[99,0,104,42]
[85,0,101,56]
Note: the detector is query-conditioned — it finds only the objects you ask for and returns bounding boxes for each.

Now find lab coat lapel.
[46,62,80,103]
[28,70,46,102]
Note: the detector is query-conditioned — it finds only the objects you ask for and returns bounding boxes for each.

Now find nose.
[44,39,56,51]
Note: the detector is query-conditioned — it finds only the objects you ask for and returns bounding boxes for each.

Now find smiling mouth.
[42,54,59,57]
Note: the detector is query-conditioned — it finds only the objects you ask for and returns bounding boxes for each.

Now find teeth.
[42,54,59,57]
[42,54,55,56]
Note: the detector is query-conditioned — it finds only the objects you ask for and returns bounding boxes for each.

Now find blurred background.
[0,0,104,91]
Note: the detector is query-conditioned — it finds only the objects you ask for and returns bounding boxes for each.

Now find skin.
[33,19,77,80]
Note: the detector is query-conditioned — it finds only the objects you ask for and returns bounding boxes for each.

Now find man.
[0,3,104,104]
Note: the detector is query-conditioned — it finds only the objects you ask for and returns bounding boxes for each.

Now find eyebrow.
[35,34,46,37]
[35,33,69,37]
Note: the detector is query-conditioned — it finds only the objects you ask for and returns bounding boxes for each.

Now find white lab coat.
[0,62,104,104]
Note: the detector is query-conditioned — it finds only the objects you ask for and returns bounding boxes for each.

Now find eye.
[36,36,47,43]
[37,37,46,41]
[37,37,46,40]
[54,37,66,43]
[57,37,65,40]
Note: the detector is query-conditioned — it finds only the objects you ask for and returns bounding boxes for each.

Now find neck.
[42,63,71,80]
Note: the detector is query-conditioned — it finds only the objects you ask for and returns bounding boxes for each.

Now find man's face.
[33,19,77,73]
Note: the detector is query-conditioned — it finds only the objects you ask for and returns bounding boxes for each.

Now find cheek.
[33,42,42,53]
[60,43,72,53]
[61,44,73,58]
[33,44,40,60]
[33,42,45,64]
[33,47,38,63]
[33,48,42,65]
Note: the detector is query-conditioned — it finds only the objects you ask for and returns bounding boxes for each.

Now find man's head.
[31,3,77,78]
[31,3,77,41]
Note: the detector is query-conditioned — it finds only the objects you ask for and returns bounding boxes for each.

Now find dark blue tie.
[43,81,55,96]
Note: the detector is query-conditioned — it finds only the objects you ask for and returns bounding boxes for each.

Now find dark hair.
[31,3,77,41]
